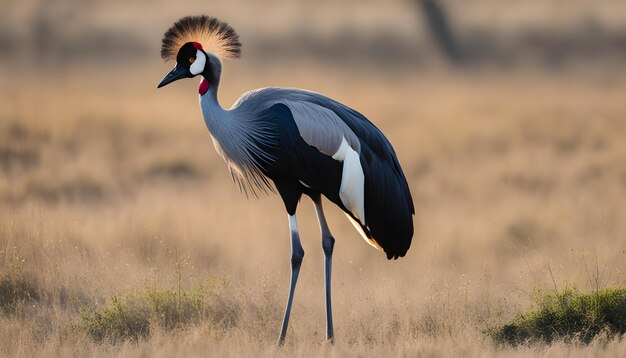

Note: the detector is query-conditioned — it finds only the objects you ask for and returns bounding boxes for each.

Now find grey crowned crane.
[157,16,414,344]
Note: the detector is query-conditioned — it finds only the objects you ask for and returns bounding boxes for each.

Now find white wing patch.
[332,137,365,224]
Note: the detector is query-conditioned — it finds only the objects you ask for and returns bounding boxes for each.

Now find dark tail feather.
[360,152,414,260]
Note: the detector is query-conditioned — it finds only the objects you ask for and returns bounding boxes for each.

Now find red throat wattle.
[199,78,210,95]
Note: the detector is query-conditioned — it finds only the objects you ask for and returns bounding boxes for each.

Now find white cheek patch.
[332,137,365,225]
[190,50,206,75]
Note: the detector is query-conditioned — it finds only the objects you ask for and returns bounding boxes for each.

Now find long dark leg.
[313,195,335,343]
[276,180,304,346]
[278,214,304,345]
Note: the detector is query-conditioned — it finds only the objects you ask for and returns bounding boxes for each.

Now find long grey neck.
[200,78,230,135]
[205,83,220,107]
[199,77,251,168]
[198,76,276,187]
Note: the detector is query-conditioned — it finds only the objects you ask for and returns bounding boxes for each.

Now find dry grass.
[1,64,625,356]
[2,1,626,356]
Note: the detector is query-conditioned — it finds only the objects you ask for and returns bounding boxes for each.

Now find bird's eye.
[189,57,195,64]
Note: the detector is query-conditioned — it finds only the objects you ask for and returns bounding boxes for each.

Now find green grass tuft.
[78,295,150,343]
[494,288,626,345]
[77,284,238,343]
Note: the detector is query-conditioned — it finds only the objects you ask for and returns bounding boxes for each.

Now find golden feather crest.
[161,16,241,61]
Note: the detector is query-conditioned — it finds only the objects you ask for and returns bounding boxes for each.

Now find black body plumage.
[237,90,414,260]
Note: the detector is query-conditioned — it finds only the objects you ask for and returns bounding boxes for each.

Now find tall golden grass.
[1,64,625,356]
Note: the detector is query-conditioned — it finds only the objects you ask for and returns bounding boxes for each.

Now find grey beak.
[157,65,189,88]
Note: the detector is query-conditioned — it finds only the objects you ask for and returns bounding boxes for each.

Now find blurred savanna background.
[1,0,626,356]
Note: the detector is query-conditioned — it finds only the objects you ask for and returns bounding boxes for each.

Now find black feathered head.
[160,15,241,62]
[157,16,240,90]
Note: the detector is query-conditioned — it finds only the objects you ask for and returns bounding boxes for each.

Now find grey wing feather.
[281,101,360,156]
[234,88,361,157]
[232,87,413,213]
